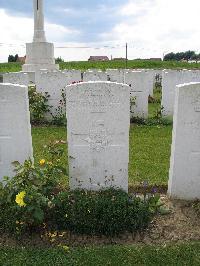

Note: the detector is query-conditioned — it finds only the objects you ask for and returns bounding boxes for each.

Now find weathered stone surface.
[106,69,125,83]
[3,72,32,86]
[22,0,58,71]
[168,82,200,200]
[0,83,33,180]
[125,71,149,118]
[62,69,82,83]
[66,81,130,191]
[161,70,200,116]
[83,70,108,82]
[23,42,59,72]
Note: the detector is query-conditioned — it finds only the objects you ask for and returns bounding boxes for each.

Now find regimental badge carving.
[84,120,111,152]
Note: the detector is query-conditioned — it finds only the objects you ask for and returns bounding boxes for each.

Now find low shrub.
[50,189,160,237]
[130,116,173,126]
[51,89,67,126]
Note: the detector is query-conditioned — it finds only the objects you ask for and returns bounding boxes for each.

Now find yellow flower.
[16,221,24,225]
[39,159,46,166]
[58,244,69,251]
[15,191,26,207]
[62,245,69,251]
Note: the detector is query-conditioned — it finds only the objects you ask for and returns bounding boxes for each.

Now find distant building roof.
[112,58,127,61]
[16,56,26,64]
[142,58,162,61]
[88,56,109,61]
[149,58,162,61]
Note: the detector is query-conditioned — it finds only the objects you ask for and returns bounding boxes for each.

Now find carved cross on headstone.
[37,0,39,10]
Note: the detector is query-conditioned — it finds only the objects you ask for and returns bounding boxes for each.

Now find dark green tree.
[164,51,197,61]
[8,54,19,62]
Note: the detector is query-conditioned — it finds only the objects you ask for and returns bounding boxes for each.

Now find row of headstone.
[3,72,35,86]
[1,81,200,199]
[161,69,200,116]
[4,68,200,119]
[3,69,159,119]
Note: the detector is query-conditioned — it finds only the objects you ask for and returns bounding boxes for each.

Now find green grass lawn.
[32,124,172,187]
[1,242,200,265]
[1,60,200,73]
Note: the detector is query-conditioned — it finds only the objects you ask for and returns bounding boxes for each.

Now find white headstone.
[106,69,125,83]
[0,83,33,180]
[66,81,130,191]
[161,70,200,116]
[3,72,31,86]
[125,71,149,118]
[145,69,157,96]
[161,70,187,116]
[83,70,108,82]
[168,82,200,200]
[62,69,82,83]
[35,70,67,118]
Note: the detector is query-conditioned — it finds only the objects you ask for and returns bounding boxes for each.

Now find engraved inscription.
[68,88,120,110]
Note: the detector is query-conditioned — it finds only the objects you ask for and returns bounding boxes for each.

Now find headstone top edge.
[66,81,130,88]
[0,83,27,89]
[176,82,200,89]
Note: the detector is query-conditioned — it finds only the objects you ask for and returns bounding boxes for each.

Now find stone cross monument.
[33,0,46,42]
[22,0,59,72]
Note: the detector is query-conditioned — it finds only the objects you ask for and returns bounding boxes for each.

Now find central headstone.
[66,81,130,191]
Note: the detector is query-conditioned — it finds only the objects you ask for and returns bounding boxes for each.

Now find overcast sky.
[0,0,199,62]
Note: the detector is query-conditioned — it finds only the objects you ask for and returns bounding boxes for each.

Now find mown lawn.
[32,124,172,187]
[1,242,200,265]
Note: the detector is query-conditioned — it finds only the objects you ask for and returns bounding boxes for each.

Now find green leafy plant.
[51,89,67,126]
[28,85,51,124]
[153,105,164,120]
[50,188,161,237]
[0,142,67,235]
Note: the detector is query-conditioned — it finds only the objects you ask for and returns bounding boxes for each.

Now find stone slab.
[168,82,200,200]
[0,83,33,180]
[66,81,130,191]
